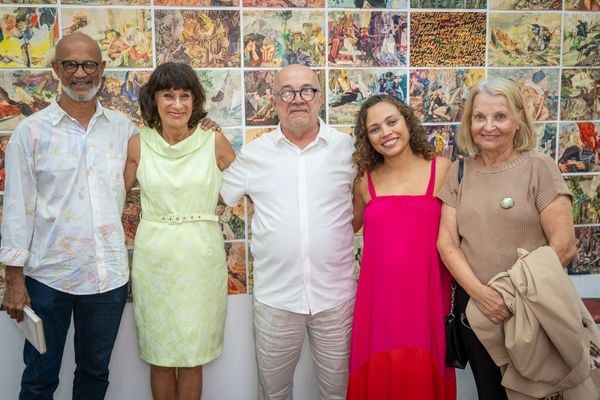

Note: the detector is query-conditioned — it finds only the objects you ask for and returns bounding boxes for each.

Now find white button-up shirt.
[0,99,137,294]
[221,121,356,314]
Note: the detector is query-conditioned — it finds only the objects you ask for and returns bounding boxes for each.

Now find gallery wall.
[0,0,598,300]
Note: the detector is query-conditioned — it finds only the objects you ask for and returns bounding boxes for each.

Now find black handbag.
[445,280,467,369]
[445,158,467,369]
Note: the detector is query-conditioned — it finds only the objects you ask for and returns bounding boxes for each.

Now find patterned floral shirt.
[0,99,137,294]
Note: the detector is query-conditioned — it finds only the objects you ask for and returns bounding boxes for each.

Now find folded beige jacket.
[466,246,600,400]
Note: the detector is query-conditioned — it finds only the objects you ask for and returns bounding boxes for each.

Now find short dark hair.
[353,94,433,178]
[139,62,207,131]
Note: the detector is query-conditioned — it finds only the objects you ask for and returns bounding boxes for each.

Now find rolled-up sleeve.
[220,148,249,207]
[0,131,36,266]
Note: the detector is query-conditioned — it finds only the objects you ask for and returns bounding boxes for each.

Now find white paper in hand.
[14,306,47,354]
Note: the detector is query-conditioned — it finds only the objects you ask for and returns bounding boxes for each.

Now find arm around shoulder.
[124,134,140,193]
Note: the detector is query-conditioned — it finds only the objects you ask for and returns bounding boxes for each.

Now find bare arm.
[1,266,30,322]
[437,204,511,324]
[540,194,577,267]
[215,131,235,171]
[352,176,367,233]
[124,134,140,193]
[433,156,451,195]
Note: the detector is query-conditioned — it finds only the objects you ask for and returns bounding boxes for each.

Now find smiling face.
[155,89,193,133]
[470,92,520,157]
[271,65,322,135]
[365,101,412,159]
[52,33,105,103]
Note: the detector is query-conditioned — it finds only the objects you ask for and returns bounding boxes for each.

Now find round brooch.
[500,197,515,209]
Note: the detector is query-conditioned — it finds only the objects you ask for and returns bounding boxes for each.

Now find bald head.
[273,64,320,92]
[55,32,102,62]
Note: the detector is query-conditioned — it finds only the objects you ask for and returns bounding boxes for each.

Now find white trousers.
[253,297,354,400]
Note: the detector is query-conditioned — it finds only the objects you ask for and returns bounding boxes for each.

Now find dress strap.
[367,170,377,199]
[425,157,437,197]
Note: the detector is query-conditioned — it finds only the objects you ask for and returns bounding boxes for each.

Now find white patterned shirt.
[221,120,356,314]
[0,99,137,294]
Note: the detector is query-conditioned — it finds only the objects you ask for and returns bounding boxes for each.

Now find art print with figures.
[0,70,58,130]
[562,13,600,67]
[488,12,561,67]
[568,226,600,275]
[488,68,559,121]
[328,68,407,125]
[328,11,407,68]
[560,69,600,121]
[243,10,326,68]
[61,8,152,68]
[0,7,57,68]
[155,10,240,68]
[558,122,600,173]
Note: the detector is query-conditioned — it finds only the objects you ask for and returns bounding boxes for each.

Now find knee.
[151,365,176,376]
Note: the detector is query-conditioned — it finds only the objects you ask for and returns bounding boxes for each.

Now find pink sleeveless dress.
[347,158,456,400]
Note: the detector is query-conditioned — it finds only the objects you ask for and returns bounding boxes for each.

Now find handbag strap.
[449,157,465,318]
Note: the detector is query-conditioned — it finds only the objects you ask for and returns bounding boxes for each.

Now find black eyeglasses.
[58,60,100,74]
[275,88,320,103]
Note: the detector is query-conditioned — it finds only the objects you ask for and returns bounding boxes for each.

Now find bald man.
[0,32,136,400]
[221,65,356,400]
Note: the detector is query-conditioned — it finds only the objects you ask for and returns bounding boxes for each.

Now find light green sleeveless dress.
[132,126,227,367]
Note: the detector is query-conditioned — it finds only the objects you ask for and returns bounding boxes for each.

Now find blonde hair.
[457,77,537,156]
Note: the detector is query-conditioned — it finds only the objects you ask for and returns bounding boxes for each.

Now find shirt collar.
[49,96,109,126]
[274,118,330,146]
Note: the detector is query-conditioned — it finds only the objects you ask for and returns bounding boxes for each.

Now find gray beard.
[62,81,101,102]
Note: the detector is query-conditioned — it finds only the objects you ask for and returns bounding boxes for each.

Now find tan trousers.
[253,297,354,400]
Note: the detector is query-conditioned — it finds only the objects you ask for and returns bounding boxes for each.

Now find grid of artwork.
[0,0,598,300]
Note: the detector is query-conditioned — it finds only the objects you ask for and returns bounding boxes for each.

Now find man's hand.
[200,117,222,133]
[1,266,30,322]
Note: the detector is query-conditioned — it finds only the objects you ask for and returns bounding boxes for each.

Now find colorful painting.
[488,12,561,67]
[410,12,486,67]
[329,0,407,8]
[535,122,557,159]
[197,70,243,128]
[0,70,58,130]
[424,125,459,160]
[156,0,237,5]
[122,189,141,248]
[562,13,600,67]
[155,10,240,68]
[411,0,485,8]
[98,71,149,126]
[568,226,600,275]
[328,11,407,67]
[244,0,323,6]
[487,68,559,121]
[409,69,484,123]
[558,122,600,173]
[0,134,9,192]
[62,0,149,4]
[243,10,326,67]
[61,8,152,68]
[226,242,247,294]
[566,174,600,225]
[560,69,600,121]
[489,0,560,10]
[329,68,407,125]
[244,70,277,126]
[217,198,246,241]
[564,0,599,10]
[0,7,57,68]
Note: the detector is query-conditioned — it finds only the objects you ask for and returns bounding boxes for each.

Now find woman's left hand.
[472,285,512,325]
[200,117,223,132]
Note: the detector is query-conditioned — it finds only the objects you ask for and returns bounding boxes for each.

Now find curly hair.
[139,62,207,132]
[353,94,434,178]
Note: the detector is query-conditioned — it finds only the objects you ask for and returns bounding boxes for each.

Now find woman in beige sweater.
[437,78,576,399]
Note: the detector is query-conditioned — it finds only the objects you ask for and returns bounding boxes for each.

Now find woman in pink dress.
[348,94,456,399]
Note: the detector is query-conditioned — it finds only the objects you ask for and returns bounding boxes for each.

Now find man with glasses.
[221,64,356,400]
[0,32,136,399]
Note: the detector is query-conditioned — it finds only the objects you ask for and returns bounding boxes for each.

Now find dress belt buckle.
[166,214,182,224]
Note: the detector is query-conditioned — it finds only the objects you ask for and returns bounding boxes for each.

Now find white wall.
[1,275,598,400]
